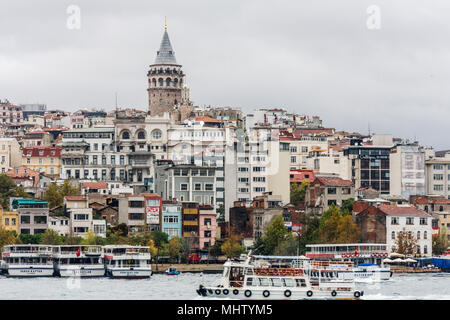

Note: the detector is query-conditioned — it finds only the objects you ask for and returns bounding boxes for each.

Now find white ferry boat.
[102,245,152,279]
[197,255,363,300]
[53,245,105,277]
[2,245,54,277]
[352,263,392,281]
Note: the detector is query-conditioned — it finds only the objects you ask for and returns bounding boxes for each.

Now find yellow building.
[0,208,19,234]
[22,146,62,178]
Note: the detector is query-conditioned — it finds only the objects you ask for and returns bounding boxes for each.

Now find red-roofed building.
[410,195,450,237]
[355,204,432,256]
[22,146,62,178]
[81,182,109,195]
[290,169,315,185]
[305,176,354,215]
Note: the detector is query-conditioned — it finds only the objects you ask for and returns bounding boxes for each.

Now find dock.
[390,266,442,273]
[151,263,223,274]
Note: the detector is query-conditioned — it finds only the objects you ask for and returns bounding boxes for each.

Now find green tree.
[258,215,291,255]
[80,230,103,245]
[63,233,82,245]
[432,227,449,255]
[0,174,30,210]
[0,227,18,251]
[318,204,360,244]
[273,236,298,255]
[40,229,63,245]
[341,198,355,216]
[216,204,225,223]
[221,234,244,258]
[167,237,182,263]
[209,240,223,259]
[44,180,79,209]
[19,233,43,244]
[290,181,309,206]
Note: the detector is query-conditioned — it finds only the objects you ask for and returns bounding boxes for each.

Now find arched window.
[424,231,427,239]
[158,78,164,87]
[122,131,130,139]
[152,78,157,87]
[173,78,178,87]
[137,131,146,140]
[391,231,395,240]
[166,78,171,87]
[417,231,420,239]
[152,130,162,140]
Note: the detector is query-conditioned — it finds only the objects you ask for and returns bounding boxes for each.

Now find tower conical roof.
[154,30,178,65]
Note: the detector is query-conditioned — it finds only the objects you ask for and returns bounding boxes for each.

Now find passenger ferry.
[2,245,54,277]
[53,245,105,277]
[102,245,152,279]
[197,255,363,300]
[352,263,392,281]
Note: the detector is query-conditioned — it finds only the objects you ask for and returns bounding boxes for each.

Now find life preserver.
[307,290,313,297]
[233,289,239,295]
[331,290,337,297]
[215,289,221,295]
[223,289,229,295]
[284,290,292,298]
[354,291,361,298]
[244,290,252,298]
[208,289,213,294]
[263,290,270,298]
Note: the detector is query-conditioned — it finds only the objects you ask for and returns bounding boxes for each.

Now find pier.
[151,263,223,274]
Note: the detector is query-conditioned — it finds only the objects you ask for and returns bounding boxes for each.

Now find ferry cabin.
[306,243,389,266]
[198,256,361,300]
[103,245,152,279]
[53,245,104,277]
[2,245,54,277]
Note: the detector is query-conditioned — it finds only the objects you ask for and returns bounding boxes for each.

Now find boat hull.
[197,285,362,300]
[353,270,392,281]
[56,265,105,277]
[106,268,152,279]
[6,265,54,277]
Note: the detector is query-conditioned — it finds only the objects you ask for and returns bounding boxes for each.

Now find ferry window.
[246,277,255,286]
[259,278,270,286]
[271,278,282,287]
[296,279,306,287]
[283,278,296,287]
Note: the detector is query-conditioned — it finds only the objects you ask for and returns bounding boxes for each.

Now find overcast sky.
[0,1,449,149]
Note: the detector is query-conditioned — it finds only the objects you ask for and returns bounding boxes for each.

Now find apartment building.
[356,204,432,257]
[425,150,450,199]
[182,202,200,250]
[198,205,216,249]
[12,198,49,235]
[22,145,62,178]
[0,100,23,124]
[64,195,93,237]
[161,200,182,239]
[0,208,19,234]
[305,176,354,215]
[0,138,21,173]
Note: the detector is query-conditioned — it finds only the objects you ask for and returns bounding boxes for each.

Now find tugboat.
[197,254,363,300]
[165,265,180,275]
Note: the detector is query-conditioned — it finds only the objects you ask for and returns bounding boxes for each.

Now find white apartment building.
[425,150,450,199]
[0,138,21,173]
[384,205,433,257]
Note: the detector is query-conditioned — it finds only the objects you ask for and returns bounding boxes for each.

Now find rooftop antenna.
[368,122,371,136]
[165,16,167,31]
[115,92,118,111]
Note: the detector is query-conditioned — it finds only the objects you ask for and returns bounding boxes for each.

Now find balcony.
[183,232,199,238]
[183,220,198,226]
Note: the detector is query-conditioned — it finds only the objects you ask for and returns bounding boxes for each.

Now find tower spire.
[165,16,167,31]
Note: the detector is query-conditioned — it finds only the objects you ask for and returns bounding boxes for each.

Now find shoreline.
[151,263,223,274]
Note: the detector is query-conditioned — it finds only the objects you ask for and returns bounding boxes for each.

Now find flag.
[76,247,81,257]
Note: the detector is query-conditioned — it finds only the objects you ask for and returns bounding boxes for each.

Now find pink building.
[198,205,216,249]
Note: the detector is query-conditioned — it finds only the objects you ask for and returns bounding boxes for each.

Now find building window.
[194,183,202,191]
[391,217,399,225]
[417,231,420,239]
[180,183,188,191]
[205,184,213,191]
[152,130,162,140]
[391,231,395,240]
[406,217,414,225]
[424,231,427,240]
[122,131,130,139]
[327,188,337,194]
[420,218,427,225]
